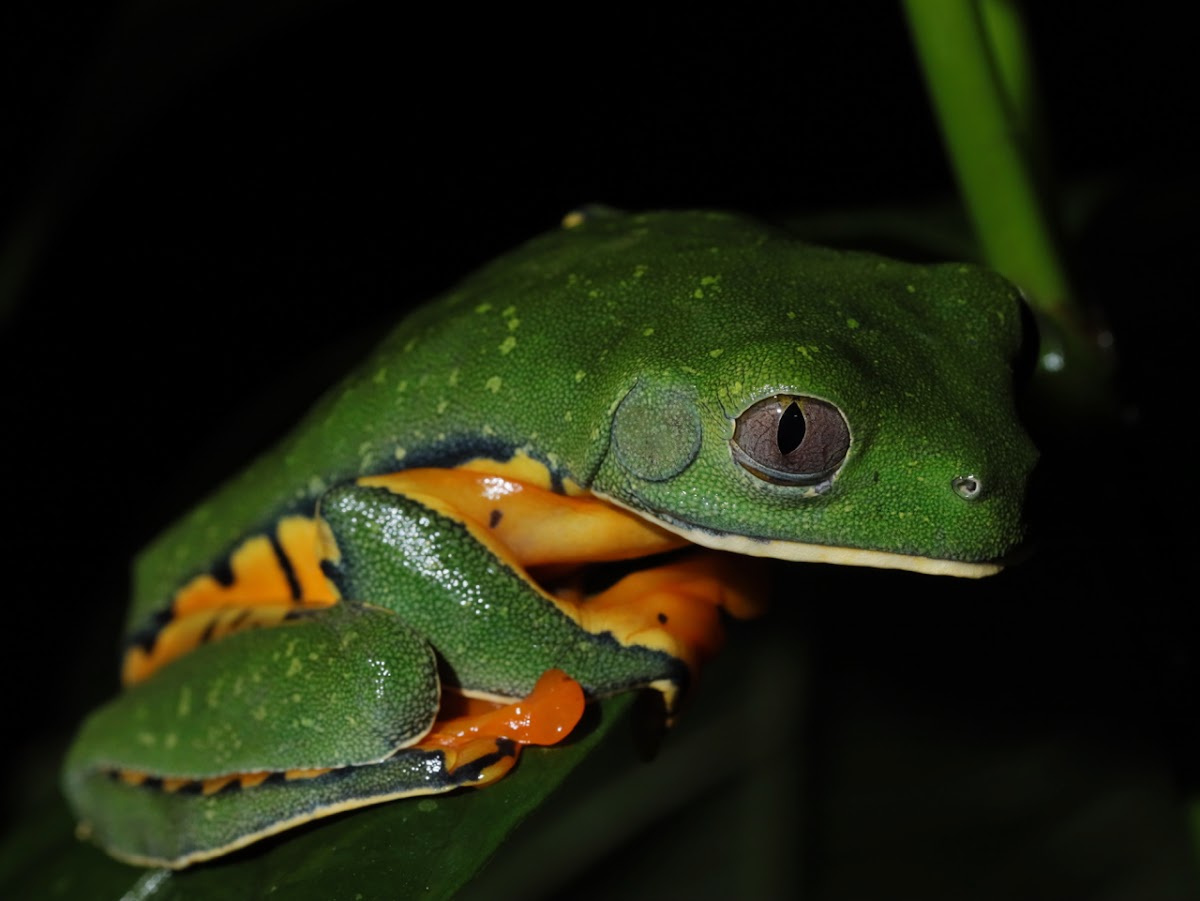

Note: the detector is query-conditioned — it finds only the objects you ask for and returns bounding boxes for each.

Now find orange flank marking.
[284,767,334,781]
[122,603,310,686]
[117,770,148,787]
[238,772,271,790]
[200,775,238,796]
[172,517,338,621]
[160,777,190,794]
[276,516,339,601]
[417,670,585,786]
[123,516,339,686]
[358,469,687,568]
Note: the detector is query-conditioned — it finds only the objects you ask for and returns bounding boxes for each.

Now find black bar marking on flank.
[210,554,235,588]
[269,529,303,600]
[199,614,219,646]
[125,607,175,653]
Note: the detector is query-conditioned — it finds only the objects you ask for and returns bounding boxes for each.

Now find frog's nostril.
[951,475,982,500]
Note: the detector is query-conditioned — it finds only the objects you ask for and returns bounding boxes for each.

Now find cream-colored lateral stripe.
[593,491,1002,579]
[109,773,487,870]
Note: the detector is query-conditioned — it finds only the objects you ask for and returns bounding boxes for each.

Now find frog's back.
[129,210,1028,630]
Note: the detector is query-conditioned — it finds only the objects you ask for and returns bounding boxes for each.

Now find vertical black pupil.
[777,401,806,455]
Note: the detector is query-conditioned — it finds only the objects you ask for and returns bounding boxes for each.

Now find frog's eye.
[731,395,850,485]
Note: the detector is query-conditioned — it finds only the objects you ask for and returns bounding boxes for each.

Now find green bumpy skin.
[318,484,686,701]
[130,209,1036,622]
[64,209,1038,867]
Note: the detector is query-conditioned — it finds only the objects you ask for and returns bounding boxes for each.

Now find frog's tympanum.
[63,209,1037,867]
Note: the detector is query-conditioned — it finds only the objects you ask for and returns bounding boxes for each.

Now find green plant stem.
[902,0,1071,320]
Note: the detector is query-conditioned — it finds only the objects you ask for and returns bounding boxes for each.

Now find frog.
[62,208,1038,868]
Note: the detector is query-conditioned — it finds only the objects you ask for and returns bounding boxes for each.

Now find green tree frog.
[62,209,1037,868]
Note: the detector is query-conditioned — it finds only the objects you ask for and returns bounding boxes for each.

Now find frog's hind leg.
[319,475,769,717]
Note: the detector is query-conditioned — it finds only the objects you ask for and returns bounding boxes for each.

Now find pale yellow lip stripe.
[594,492,1003,579]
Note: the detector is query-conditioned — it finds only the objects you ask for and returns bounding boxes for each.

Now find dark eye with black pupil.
[730,394,851,486]
[777,401,806,454]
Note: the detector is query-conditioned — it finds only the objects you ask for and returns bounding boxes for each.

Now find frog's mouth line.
[593,491,1003,579]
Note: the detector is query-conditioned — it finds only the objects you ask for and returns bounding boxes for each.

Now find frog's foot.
[555,550,770,682]
[416,669,586,788]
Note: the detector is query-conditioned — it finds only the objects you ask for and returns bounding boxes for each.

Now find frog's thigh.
[70,662,584,869]
[318,482,693,707]
[65,605,442,859]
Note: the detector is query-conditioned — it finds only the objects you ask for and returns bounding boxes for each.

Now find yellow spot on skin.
[633,263,648,278]
[502,305,516,317]
[177,687,192,717]
[403,338,418,353]
[287,657,303,677]
[395,447,407,461]
[506,317,520,331]
[499,336,517,355]
[709,348,723,358]
[475,302,493,313]
[574,370,586,382]
[437,400,449,414]
[418,799,438,812]
[787,310,797,319]
[486,376,503,394]
[396,379,408,393]
[448,368,460,387]
[846,318,860,329]
[253,706,267,721]
[136,732,156,747]
[642,327,655,337]
[165,733,178,750]
[372,368,387,385]
[563,410,573,422]
[701,275,720,287]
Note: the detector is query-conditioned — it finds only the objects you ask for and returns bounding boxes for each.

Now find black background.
[1,4,1197,895]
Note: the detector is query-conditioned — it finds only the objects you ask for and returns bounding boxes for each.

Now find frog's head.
[589,227,1038,577]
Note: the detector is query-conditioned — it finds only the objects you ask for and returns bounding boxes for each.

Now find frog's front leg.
[319,468,768,713]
